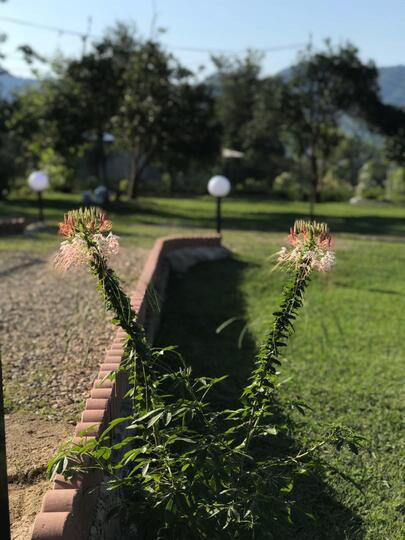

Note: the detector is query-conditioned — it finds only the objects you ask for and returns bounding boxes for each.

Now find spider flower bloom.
[277,220,335,273]
[54,237,89,272]
[54,208,119,272]
[93,233,120,258]
[58,208,112,238]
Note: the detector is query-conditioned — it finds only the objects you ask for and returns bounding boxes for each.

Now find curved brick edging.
[0,217,26,235]
[31,234,224,540]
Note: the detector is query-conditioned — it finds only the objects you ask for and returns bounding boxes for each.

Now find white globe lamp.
[28,170,49,222]
[207,175,231,233]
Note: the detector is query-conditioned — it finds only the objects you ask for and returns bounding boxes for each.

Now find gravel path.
[1,246,146,420]
[1,245,147,540]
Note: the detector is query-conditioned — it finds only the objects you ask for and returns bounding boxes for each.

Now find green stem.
[240,263,310,460]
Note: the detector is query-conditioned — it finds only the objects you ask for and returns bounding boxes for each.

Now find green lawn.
[2,193,405,538]
[2,191,405,252]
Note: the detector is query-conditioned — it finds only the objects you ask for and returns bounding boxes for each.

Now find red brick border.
[0,217,26,236]
[31,234,222,540]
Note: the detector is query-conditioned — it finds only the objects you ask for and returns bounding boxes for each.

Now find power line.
[0,15,90,39]
[0,14,305,55]
[170,43,305,54]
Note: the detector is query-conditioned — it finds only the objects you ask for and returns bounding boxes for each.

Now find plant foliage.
[48,209,365,539]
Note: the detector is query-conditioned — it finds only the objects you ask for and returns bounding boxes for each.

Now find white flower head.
[276,220,335,274]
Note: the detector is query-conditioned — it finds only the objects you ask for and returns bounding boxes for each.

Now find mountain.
[0,70,37,100]
[2,64,405,107]
[277,65,405,108]
[378,66,405,107]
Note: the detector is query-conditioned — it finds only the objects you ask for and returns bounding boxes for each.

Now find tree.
[385,127,405,165]
[283,41,396,214]
[7,24,140,190]
[0,98,20,198]
[161,80,220,193]
[242,76,287,186]
[63,24,138,185]
[7,80,84,190]
[213,51,262,151]
[213,52,286,189]
[112,40,183,198]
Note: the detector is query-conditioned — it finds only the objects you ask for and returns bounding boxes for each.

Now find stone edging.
[31,234,224,540]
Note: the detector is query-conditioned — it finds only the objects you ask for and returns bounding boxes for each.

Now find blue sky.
[1,0,405,78]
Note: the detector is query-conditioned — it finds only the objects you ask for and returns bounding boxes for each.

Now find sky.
[1,0,405,79]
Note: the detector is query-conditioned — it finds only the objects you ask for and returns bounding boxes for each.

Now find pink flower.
[93,233,120,259]
[277,220,335,274]
[53,237,89,272]
[54,208,120,272]
[58,208,112,238]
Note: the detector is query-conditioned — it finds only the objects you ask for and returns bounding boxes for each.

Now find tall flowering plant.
[49,211,363,539]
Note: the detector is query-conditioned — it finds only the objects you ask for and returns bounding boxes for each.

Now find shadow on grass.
[4,196,405,238]
[156,258,364,539]
[136,207,405,237]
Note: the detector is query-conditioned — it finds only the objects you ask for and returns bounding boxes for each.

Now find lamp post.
[28,171,49,222]
[207,175,231,234]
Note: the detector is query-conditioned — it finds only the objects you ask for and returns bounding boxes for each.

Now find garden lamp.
[207,175,231,234]
[28,171,49,222]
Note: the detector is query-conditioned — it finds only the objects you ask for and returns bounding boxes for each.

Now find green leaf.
[147,411,164,427]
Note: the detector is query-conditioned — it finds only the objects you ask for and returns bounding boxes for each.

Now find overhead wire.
[0,14,306,55]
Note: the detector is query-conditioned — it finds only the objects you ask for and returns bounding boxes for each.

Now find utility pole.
[81,15,92,56]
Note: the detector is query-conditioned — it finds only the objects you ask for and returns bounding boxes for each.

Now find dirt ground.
[1,246,147,540]
[7,413,73,540]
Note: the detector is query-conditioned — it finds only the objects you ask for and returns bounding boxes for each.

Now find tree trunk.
[309,145,320,219]
[127,150,142,199]
[127,148,151,199]
[95,130,107,186]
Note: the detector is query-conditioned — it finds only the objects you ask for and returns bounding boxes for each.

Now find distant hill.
[0,70,36,100]
[2,64,405,107]
[277,65,405,108]
[378,66,405,107]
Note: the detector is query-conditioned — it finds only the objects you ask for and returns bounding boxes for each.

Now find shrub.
[238,177,269,194]
[320,173,353,202]
[356,159,387,200]
[386,166,405,202]
[272,171,302,200]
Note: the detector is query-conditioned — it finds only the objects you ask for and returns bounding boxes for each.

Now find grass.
[2,192,405,538]
[2,191,405,253]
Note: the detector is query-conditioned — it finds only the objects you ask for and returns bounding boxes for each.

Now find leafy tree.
[0,98,20,198]
[7,24,140,190]
[283,41,397,212]
[385,127,405,165]
[242,76,287,186]
[212,51,262,152]
[161,80,220,193]
[7,81,82,190]
[62,24,138,185]
[112,40,212,198]
[213,53,287,189]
